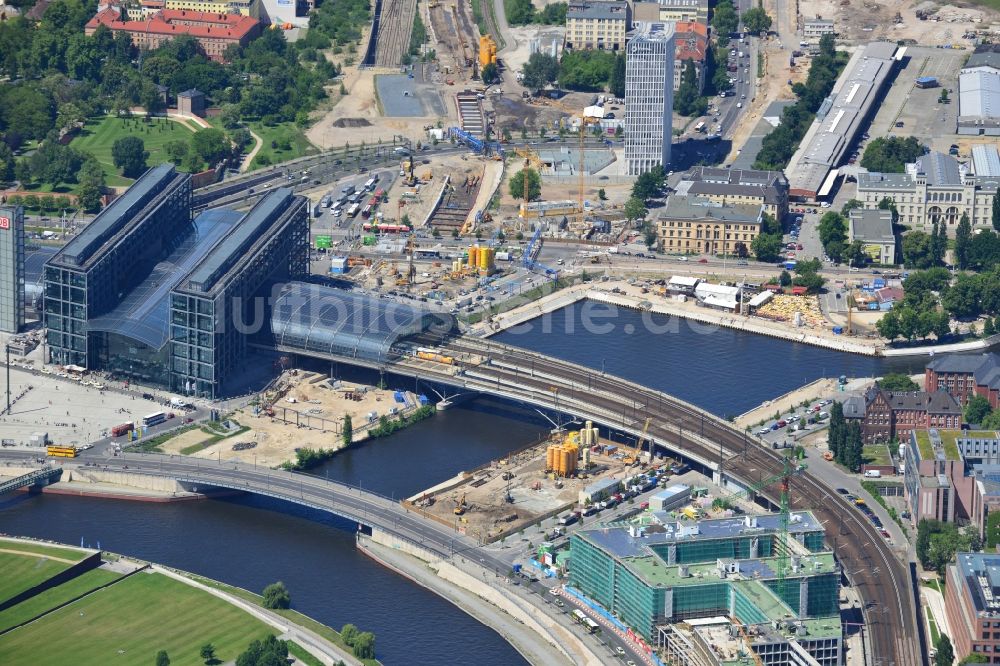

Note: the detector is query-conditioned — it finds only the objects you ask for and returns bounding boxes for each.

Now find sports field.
[0,568,121,633]
[0,552,77,605]
[0,572,274,665]
[70,116,198,186]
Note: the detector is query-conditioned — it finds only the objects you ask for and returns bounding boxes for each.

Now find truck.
[558,513,578,526]
[864,470,882,478]
[169,397,190,410]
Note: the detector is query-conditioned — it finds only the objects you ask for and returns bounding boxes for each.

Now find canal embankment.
[358,531,603,666]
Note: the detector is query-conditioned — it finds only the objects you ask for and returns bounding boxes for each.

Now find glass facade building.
[569,511,842,665]
[43,164,192,367]
[0,205,25,333]
[624,22,675,175]
[170,188,309,398]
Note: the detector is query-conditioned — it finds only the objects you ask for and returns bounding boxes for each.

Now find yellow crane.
[546,97,602,215]
[623,417,652,466]
[733,618,764,666]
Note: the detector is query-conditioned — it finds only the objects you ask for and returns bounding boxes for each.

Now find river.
[0,302,931,664]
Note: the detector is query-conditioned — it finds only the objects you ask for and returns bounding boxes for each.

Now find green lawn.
[0,569,121,633]
[247,121,317,170]
[70,116,198,187]
[0,553,74,605]
[0,540,88,562]
[0,572,273,665]
[186,574,379,666]
[862,444,892,467]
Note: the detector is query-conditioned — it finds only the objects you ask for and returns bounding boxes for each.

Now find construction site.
[406,419,675,543]
[158,371,426,465]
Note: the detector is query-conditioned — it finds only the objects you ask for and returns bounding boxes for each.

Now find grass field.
[187,574,379,666]
[862,444,892,467]
[0,553,75,605]
[248,121,317,170]
[70,116,198,187]
[0,540,88,562]
[0,572,273,665]
[0,568,121,633]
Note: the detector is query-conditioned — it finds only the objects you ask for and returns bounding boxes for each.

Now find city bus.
[582,618,599,634]
[363,177,377,192]
[47,445,78,458]
[347,203,361,218]
[142,411,166,427]
[694,121,706,133]
[361,204,373,219]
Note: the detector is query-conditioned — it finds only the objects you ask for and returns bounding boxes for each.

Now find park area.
[0,571,274,666]
[247,120,317,170]
[0,541,87,606]
[69,116,197,186]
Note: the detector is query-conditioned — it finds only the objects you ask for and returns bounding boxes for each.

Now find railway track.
[374,0,417,67]
[426,337,921,665]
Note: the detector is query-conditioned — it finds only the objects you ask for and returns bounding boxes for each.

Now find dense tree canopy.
[112,136,148,178]
[522,52,559,93]
[673,59,707,117]
[558,51,617,92]
[509,168,542,201]
[861,136,926,173]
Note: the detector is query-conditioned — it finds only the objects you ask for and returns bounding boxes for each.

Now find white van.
[863,470,882,478]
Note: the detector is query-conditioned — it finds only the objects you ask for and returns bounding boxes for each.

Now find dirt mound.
[332,117,373,128]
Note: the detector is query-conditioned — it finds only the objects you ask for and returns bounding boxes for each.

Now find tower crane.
[546,97,603,215]
[720,456,807,599]
[733,618,765,666]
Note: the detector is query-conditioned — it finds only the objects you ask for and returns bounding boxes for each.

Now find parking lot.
[375,73,447,118]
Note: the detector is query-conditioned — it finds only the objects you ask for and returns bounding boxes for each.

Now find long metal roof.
[960,69,1000,121]
[52,164,177,268]
[181,188,294,295]
[974,145,1000,177]
[87,209,241,349]
[271,283,456,365]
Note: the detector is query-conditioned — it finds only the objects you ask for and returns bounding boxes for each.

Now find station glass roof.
[271,283,456,364]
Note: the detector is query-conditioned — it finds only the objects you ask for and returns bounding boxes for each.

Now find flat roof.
[51,164,178,269]
[567,0,629,21]
[956,552,1000,617]
[974,144,1000,177]
[87,209,241,349]
[849,209,894,243]
[961,69,1000,120]
[178,188,296,295]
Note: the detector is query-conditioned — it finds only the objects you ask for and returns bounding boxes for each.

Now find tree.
[840,199,864,216]
[200,643,216,664]
[505,0,535,25]
[877,373,919,391]
[845,240,867,268]
[956,212,973,270]
[342,414,353,447]
[521,52,559,93]
[236,635,288,666]
[861,136,926,173]
[481,62,500,85]
[751,233,782,262]
[262,581,290,609]
[993,188,1000,232]
[902,231,938,269]
[942,273,984,320]
[935,635,954,666]
[818,212,848,262]
[75,158,106,213]
[352,632,375,660]
[966,395,992,425]
[609,53,626,99]
[828,401,846,461]
[624,197,647,225]
[112,136,148,178]
[742,5,773,35]
[673,59,707,117]
[156,651,171,666]
[597,188,607,201]
[632,167,664,201]
[711,0,739,40]
[508,167,541,202]
[191,128,230,166]
[843,421,863,472]
[341,624,359,647]
[877,308,901,341]
[558,50,616,91]
[164,140,189,166]
[939,89,950,104]
[960,654,990,665]
[139,82,165,116]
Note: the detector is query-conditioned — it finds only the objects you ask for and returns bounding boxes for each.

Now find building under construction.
[568,511,843,665]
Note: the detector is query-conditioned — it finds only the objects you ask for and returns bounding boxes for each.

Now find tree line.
[753,35,847,170]
[827,402,862,472]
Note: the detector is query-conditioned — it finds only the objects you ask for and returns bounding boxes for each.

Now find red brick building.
[945,552,1000,662]
[926,353,1000,408]
[860,388,962,444]
[85,7,261,63]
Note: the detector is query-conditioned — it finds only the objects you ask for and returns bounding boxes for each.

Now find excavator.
[454,492,468,515]
[622,417,652,466]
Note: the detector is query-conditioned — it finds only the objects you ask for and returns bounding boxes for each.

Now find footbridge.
[0,467,62,495]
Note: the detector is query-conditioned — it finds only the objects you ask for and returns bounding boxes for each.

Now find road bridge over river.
[1,335,922,665]
[273,335,923,666]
